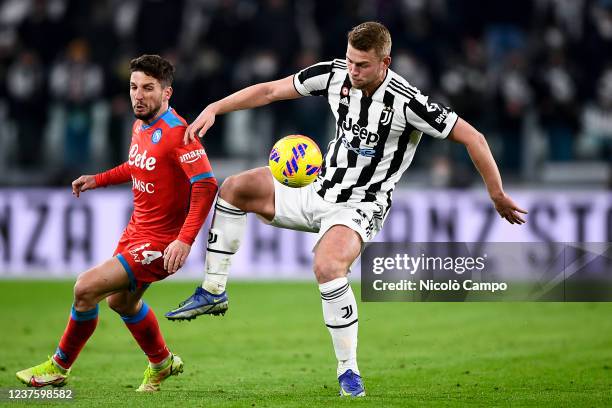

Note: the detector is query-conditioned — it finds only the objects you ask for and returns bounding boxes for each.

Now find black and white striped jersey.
[293,58,458,214]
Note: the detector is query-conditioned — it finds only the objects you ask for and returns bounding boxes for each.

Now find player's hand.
[184,105,216,144]
[72,175,97,198]
[163,239,191,274]
[491,192,528,225]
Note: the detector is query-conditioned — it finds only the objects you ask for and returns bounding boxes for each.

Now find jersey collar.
[360,69,389,99]
[140,107,174,130]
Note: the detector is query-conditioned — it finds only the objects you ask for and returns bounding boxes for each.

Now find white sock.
[201,197,247,294]
[319,277,359,377]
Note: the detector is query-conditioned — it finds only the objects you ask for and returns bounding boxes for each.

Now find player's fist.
[163,239,192,274]
[184,105,217,144]
[72,175,97,198]
[491,191,528,225]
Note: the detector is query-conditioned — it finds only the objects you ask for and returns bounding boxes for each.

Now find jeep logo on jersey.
[180,148,207,164]
[151,128,162,144]
[128,144,157,170]
[341,117,379,145]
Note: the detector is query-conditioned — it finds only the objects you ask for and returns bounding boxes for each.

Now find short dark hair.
[347,22,392,58]
[129,54,174,87]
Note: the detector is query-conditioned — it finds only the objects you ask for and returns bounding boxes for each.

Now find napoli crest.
[152,128,162,144]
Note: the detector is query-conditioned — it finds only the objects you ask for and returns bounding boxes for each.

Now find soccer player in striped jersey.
[166,22,527,397]
[16,55,218,392]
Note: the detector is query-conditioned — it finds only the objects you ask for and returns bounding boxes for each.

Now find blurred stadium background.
[0,1,611,405]
[0,0,610,279]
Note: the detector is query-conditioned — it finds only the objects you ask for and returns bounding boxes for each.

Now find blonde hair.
[347,21,392,58]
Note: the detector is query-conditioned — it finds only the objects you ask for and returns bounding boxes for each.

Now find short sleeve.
[173,138,215,183]
[403,91,458,139]
[293,61,334,97]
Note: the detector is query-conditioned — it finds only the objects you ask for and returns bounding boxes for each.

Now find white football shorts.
[262,172,386,248]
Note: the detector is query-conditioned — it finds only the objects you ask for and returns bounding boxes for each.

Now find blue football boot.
[338,369,366,397]
[165,287,228,321]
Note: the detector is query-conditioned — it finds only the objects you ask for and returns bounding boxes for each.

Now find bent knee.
[73,278,98,311]
[219,175,246,205]
[221,172,259,195]
[219,169,273,212]
[219,174,238,195]
[106,296,124,314]
[313,259,348,283]
[106,296,138,316]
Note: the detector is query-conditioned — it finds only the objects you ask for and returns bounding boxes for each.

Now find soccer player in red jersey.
[16,55,218,392]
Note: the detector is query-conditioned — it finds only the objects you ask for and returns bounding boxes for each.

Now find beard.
[133,101,162,122]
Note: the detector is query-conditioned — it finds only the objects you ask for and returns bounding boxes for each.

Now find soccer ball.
[269,135,323,188]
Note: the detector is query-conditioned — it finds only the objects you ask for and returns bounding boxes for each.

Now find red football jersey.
[124,107,214,243]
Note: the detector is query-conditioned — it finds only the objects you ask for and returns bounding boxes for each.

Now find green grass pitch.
[0,280,611,407]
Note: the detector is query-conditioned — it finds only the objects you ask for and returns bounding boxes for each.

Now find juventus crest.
[380,105,394,126]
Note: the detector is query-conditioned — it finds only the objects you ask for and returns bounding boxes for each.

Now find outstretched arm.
[184,75,302,143]
[72,162,131,197]
[448,118,527,225]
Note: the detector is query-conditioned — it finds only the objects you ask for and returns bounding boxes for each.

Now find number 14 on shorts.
[129,243,163,265]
